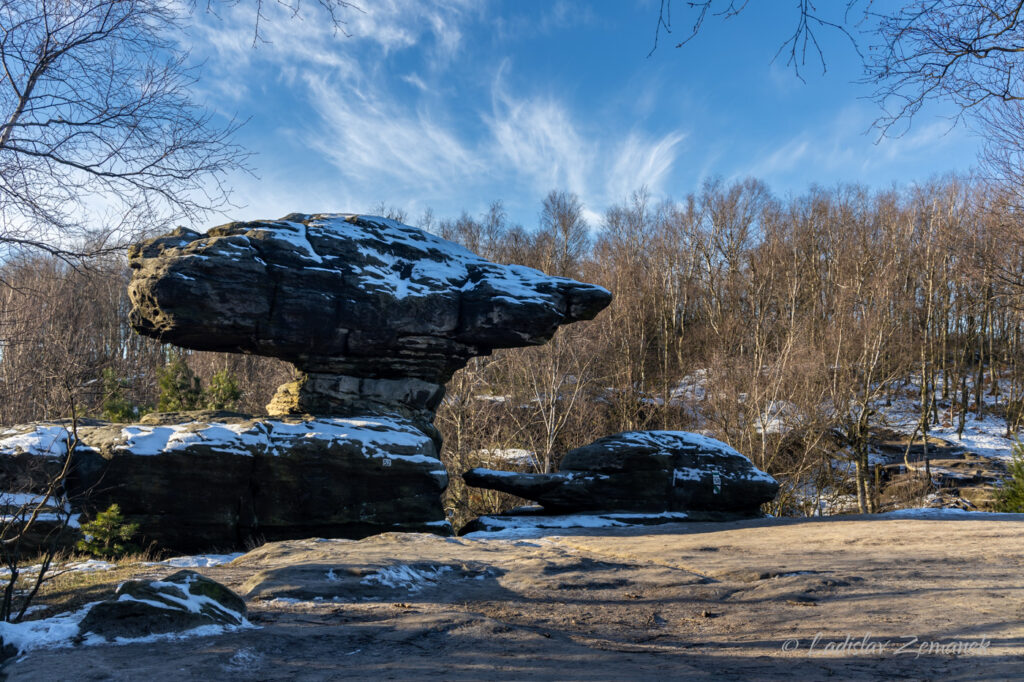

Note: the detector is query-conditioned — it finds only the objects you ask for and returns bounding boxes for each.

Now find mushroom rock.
[128,213,611,436]
[0,213,616,549]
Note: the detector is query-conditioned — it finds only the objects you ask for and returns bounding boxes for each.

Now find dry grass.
[5,548,168,619]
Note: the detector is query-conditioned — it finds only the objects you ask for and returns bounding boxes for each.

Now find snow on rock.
[0,425,79,458]
[0,598,253,657]
[0,215,610,556]
[77,570,250,642]
[0,415,444,477]
[113,213,612,551]
[359,564,453,592]
[107,416,438,461]
[128,214,611,386]
[464,430,778,517]
[0,412,450,553]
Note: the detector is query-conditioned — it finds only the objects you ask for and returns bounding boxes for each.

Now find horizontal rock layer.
[128,214,611,383]
[463,430,778,516]
[0,414,450,553]
[265,373,444,443]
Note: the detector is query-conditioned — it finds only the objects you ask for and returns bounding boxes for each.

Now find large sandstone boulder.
[128,214,610,421]
[0,414,449,552]
[463,431,778,516]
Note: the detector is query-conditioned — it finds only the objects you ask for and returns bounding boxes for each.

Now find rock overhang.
[128,213,612,383]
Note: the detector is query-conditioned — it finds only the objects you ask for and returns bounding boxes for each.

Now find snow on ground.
[919,412,1015,460]
[0,602,254,656]
[754,401,800,435]
[878,374,1019,461]
[0,559,115,579]
[148,553,244,568]
[359,565,453,592]
[463,512,694,540]
[0,553,243,579]
[670,370,708,403]
[877,507,1024,519]
[63,559,116,573]
[474,448,535,467]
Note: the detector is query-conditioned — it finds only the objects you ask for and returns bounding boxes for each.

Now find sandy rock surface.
[7,516,1024,680]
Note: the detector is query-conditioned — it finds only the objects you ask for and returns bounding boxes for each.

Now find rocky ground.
[5,515,1023,680]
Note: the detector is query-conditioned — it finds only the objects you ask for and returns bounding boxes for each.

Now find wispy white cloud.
[741,104,975,192]
[184,0,688,227]
[486,76,592,196]
[494,0,604,44]
[303,73,484,196]
[606,131,687,201]
[748,137,812,176]
[401,73,429,92]
[485,67,686,215]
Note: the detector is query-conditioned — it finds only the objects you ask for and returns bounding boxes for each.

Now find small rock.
[78,570,246,641]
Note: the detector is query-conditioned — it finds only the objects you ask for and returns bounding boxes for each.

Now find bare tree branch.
[0,0,252,264]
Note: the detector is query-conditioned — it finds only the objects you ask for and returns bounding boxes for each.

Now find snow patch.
[475,448,536,467]
[230,214,613,307]
[464,512,693,539]
[0,425,74,457]
[0,602,254,655]
[877,508,1024,519]
[359,565,452,592]
[157,553,244,568]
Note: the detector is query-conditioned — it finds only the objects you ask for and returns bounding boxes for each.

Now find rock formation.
[0,413,450,551]
[78,570,247,640]
[462,431,778,519]
[128,213,610,434]
[0,214,610,551]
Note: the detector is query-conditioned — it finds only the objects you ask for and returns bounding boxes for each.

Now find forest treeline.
[2,176,1022,521]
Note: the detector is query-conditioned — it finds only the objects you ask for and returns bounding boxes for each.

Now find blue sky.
[186,0,980,230]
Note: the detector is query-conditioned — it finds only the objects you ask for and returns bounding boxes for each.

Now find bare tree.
[650,0,862,76]
[537,190,589,279]
[0,384,80,623]
[0,0,248,263]
[652,1,1024,195]
[220,0,361,46]
[868,2,1024,134]
[498,329,596,474]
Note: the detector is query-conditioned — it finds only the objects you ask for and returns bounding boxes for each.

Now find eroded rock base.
[265,373,445,445]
